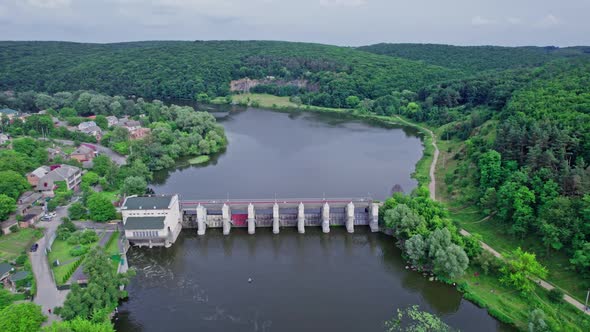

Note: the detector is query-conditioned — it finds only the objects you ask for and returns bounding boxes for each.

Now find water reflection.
[116,229,508,332]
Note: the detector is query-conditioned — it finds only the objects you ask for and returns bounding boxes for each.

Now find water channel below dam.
[115,106,512,331]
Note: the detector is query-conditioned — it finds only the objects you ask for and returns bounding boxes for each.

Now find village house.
[17,191,43,215]
[27,166,50,187]
[0,263,14,281]
[0,108,18,120]
[121,195,182,248]
[78,121,103,139]
[106,116,118,127]
[0,218,18,235]
[116,117,141,128]
[0,133,10,147]
[47,147,67,161]
[36,164,82,196]
[70,144,97,163]
[128,127,151,140]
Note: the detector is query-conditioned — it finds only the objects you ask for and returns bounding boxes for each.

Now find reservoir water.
[116,106,511,331]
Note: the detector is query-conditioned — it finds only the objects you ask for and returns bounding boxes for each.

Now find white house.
[121,195,182,248]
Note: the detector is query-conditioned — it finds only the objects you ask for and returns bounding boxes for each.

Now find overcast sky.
[0,0,588,46]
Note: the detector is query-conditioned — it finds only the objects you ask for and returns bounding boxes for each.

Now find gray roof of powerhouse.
[123,195,173,210]
[124,216,166,230]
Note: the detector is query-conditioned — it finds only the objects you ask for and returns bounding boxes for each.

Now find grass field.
[0,229,43,261]
[456,266,590,331]
[189,155,210,165]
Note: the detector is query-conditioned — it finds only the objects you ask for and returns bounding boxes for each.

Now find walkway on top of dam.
[180,197,375,207]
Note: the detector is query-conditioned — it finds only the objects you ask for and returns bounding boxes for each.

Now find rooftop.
[122,195,174,210]
[125,216,165,230]
[30,166,50,178]
[0,262,13,275]
[10,270,29,281]
[0,108,17,115]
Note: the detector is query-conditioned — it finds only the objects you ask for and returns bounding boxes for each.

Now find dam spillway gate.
[180,198,379,235]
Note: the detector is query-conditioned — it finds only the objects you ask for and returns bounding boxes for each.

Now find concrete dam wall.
[181,198,379,235]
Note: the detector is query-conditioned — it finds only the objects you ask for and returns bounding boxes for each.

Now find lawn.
[188,155,210,165]
[233,93,299,108]
[49,231,121,284]
[0,228,43,261]
[456,266,590,331]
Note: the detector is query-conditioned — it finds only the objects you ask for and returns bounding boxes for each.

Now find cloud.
[538,14,560,27]
[320,0,367,7]
[471,16,497,26]
[506,17,523,25]
[26,0,71,9]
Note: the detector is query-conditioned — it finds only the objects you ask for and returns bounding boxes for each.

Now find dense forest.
[0,41,462,109]
[358,43,589,73]
[1,40,590,329]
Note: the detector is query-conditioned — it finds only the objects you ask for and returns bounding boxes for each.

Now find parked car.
[30,243,39,252]
[49,212,57,217]
[41,215,52,221]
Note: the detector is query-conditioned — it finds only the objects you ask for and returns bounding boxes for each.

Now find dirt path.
[396,116,590,315]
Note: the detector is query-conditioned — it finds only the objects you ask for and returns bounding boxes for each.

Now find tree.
[0,303,46,332]
[87,193,116,222]
[428,228,452,258]
[12,137,40,156]
[59,248,133,322]
[81,171,100,189]
[500,247,548,294]
[0,194,16,221]
[95,115,108,130]
[384,305,457,332]
[0,170,29,200]
[528,309,549,332]
[432,244,469,278]
[43,318,115,332]
[405,234,427,266]
[68,202,88,221]
[383,204,426,239]
[121,176,147,196]
[345,95,360,108]
[570,242,590,274]
[478,150,503,190]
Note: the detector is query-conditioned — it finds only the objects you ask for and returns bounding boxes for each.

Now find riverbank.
[217,94,590,331]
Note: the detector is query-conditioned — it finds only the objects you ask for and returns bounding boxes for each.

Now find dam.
[181,198,380,235]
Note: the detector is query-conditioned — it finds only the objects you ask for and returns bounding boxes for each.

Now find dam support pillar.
[222,204,231,235]
[346,202,355,233]
[322,202,330,233]
[370,202,379,232]
[297,202,305,234]
[272,203,280,234]
[247,203,256,235]
[196,205,207,236]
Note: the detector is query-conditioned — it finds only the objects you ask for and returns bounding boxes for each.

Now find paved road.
[43,138,127,165]
[29,205,70,323]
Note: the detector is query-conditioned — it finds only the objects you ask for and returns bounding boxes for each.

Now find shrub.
[69,246,88,257]
[15,254,27,266]
[9,225,19,233]
[66,232,81,245]
[79,230,98,245]
[548,288,564,304]
[488,307,513,324]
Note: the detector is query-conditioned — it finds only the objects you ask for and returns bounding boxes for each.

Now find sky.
[0,0,588,46]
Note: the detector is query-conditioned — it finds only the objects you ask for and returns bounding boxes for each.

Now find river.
[115,105,512,331]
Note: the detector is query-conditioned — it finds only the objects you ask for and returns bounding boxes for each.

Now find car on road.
[49,212,57,217]
[30,243,39,252]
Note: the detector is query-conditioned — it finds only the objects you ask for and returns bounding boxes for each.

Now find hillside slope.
[0,40,461,107]
[357,43,588,73]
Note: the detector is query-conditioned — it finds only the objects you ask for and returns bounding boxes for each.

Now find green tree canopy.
[0,194,17,221]
[0,303,46,332]
[87,193,116,222]
[500,247,548,295]
[0,170,30,200]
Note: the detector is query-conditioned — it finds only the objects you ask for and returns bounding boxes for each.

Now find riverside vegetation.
[1,41,590,331]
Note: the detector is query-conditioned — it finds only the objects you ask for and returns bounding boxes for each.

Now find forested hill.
[0,40,461,107]
[357,43,590,73]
